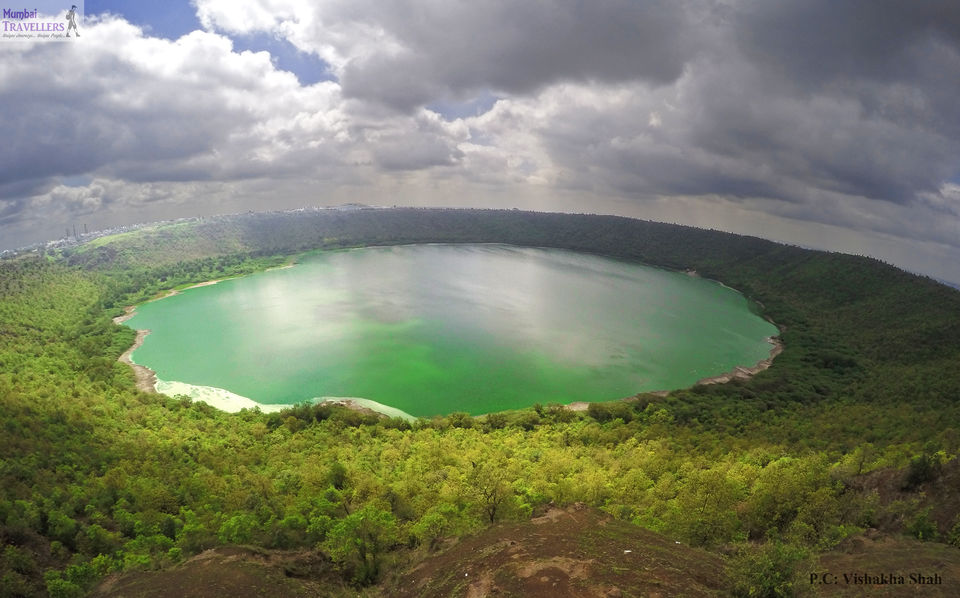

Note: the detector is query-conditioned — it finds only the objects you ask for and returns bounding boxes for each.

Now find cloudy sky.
[3,1,960,284]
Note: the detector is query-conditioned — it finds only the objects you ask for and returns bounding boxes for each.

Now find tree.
[411,504,458,551]
[217,513,258,544]
[468,459,513,524]
[902,453,942,490]
[729,541,810,598]
[665,467,744,547]
[323,505,398,585]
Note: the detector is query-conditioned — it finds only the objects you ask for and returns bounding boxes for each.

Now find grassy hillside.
[3,209,959,597]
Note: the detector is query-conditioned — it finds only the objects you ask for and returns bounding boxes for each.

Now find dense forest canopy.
[2,208,959,597]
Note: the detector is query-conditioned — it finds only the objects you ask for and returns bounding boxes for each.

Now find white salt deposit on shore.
[156,380,292,413]
[154,380,417,420]
[316,397,417,421]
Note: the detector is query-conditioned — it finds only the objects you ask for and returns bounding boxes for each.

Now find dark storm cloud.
[188,0,960,212]
[0,179,58,205]
[256,0,699,112]
[733,0,960,88]
[731,0,960,142]
[710,0,960,203]
[677,59,960,204]
[345,0,694,111]
[521,0,960,208]
[0,28,257,197]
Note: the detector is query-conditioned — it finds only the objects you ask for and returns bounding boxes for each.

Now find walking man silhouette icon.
[66,5,79,37]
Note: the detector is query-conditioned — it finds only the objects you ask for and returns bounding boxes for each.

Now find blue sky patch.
[230,33,335,86]
[427,91,500,121]
[87,0,198,39]
[86,1,333,85]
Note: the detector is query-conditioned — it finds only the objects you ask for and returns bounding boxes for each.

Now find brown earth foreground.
[815,535,960,597]
[90,505,960,598]
[384,504,728,598]
[90,507,729,598]
[90,546,351,598]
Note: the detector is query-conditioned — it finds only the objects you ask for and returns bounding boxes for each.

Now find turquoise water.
[127,244,778,417]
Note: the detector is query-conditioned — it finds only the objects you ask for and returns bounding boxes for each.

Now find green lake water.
[127,244,778,417]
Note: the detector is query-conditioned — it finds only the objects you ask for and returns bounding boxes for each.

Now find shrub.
[901,454,941,490]
[482,413,507,431]
[448,412,474,429]
[730,541,810,598]
[947,515,960,548]
[44,571,84,598]
[323,505,398,585]
[217,513,256,545]
[907,507,938,541]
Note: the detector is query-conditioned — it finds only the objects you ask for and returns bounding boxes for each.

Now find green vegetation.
[3,208,959,596]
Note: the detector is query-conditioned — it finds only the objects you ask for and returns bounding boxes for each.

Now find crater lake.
[126,244,779,417]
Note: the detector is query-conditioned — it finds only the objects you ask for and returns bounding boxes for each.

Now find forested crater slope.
[3,208,959,597]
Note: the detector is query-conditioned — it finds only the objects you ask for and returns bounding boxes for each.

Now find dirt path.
[91,546,339,598]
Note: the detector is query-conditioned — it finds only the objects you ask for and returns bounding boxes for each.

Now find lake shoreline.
[152,380,408,420]
[123,332,785,416]
[693,335,784,386]
[114,282,411,419]
[116,325,158,394]
[113,279,231,394]
[563,334,784,411]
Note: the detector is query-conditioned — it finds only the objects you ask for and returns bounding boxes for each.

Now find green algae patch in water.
[126,245,778,417]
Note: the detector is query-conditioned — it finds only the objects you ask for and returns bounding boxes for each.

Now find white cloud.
[0,15,471,226]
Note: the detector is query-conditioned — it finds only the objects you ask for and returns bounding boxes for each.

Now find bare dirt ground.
[850,457,960,537]
[815,535,960,597]
[385,504,729,598]
[90,546,351,598]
